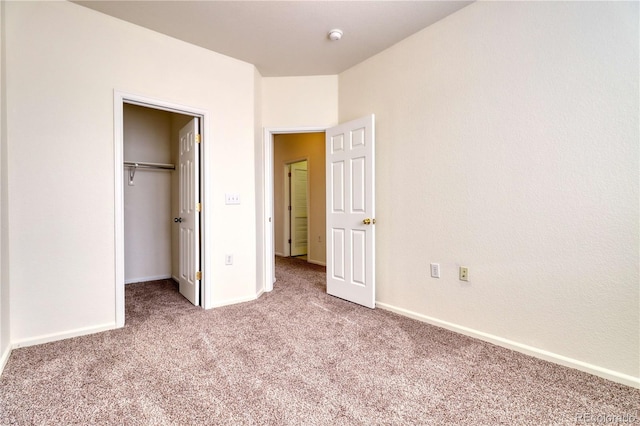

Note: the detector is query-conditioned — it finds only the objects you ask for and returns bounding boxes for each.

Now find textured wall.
[254,68,264,294]
[6,1,257,343]
[262,76,338,128]
[0,0,9,369]
[339,1,639,383]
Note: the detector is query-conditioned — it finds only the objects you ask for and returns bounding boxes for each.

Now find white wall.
[339,1,639,386]
[6,1,257,344]
[123,104,173,284]
[0,0,11,370]
[254,68,264,295]
[262,76,338,128]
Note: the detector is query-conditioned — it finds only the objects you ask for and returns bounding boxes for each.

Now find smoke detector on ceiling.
[328,29,343,41]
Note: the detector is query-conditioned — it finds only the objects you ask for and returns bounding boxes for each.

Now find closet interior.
[123,104,193,292]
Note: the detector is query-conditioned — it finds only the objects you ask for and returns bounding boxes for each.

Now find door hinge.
[288,172,291,177]
[195,134,201,144]
[288,239,291,244]
[196,202,202,212]
[196,271,202,280]
[288,205,292,211]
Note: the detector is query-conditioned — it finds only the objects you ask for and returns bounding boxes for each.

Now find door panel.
[326,115,375,308]
[351,157,366,212]
[178,118,200,306]
[352,229,366,286]
[331,162,345,212]
[332,228,345,280]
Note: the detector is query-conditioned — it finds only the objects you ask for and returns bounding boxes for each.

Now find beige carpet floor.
[1,257,638,425]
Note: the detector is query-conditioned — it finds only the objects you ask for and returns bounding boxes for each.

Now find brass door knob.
[363,218,371,225]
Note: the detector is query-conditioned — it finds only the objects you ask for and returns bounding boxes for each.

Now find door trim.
[114,90,211,327]
[283,158,308,258]
[263,127,325,292]
[283,163,291,257]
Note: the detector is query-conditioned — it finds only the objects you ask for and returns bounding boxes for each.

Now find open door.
[177,118,200,305]
[290,160,308,257]
[325,115,375,308]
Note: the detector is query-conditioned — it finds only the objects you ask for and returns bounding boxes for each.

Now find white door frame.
[263,127,325,292]
[114,90,212,327]
[283,163,291,257]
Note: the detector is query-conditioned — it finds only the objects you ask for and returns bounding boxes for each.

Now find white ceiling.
[74,1,473,77]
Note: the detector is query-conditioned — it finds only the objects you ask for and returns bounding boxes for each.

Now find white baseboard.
[0,344,11,376]
[210,293,261,308]
[307,258,326,267]
[275,252,285,257]
[11,322,117,349]
[125,274,172,284]
[376,301,640,389]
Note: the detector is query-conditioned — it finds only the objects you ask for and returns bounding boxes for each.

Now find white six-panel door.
[326,115,375,308]
[178,118,200,306]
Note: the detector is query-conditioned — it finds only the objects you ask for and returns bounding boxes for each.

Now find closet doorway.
[115,91,210,327]
[123,104,200,306]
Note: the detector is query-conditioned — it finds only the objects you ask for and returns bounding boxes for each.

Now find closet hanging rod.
[124,161,175,170]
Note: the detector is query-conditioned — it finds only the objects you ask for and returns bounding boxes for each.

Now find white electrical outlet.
[459,266,468,281]
[225,193,240,205]
[225,254,233,265]
[430,263,440,278]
